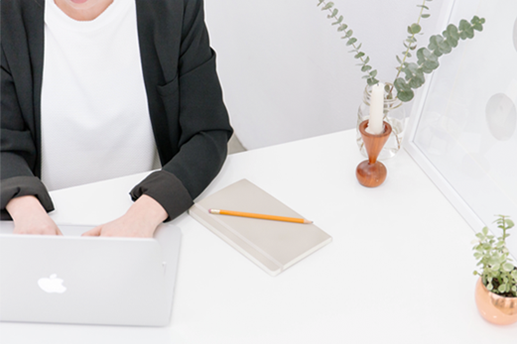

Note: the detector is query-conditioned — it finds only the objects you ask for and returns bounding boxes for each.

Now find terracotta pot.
[475,278,517,325]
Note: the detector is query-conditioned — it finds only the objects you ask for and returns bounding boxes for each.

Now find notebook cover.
[188,179,332,276]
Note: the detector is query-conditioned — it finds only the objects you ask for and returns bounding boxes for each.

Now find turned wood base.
[356,160,387,187]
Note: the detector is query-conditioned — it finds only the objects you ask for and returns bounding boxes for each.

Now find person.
[0,0,233,237]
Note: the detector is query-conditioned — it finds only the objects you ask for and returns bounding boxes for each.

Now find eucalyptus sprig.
[317,0,379,86]
[473,215,517,297]
[390,0,432,100]
[316,0,485,102]
[395,0,431,73]
[394,15,485,101]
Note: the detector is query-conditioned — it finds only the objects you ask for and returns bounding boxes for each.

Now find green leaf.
[345,30,353,38]
[347,37,358,46]
[445,24,460,40]
[506,219,515,228]
[366,77,379,86]
[428,35,442,51]
[394,78,410,91]
[322,2,334,11]
[408,72,425,89]
[397,89,414,102]
[361,64,372,72]
[421,14,430,19]
[417,5,429,10]
[437,39,452,54]
[332,16,344,25]
[483,227,489,236]
[487,283,493,291]
[364,56,370,64]
[355,52,365,59]
[459,19,470,31]
[503,263,515,272]
[422,60,439,73]
[446,36,459,48]
[396,55,402,64]
[406,62,419,73]
[337,23,348,32]
[328,9,338,18]
[369,70,377,78]
[471,16,485,31]
[410,23,422,34]
[459,19,474,39]
[489,256,500,265]
[498,284,507,293]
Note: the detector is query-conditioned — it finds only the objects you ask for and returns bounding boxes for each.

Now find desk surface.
[1,129,516,344]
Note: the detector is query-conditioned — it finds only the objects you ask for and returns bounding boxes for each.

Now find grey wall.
[205,0,450,149]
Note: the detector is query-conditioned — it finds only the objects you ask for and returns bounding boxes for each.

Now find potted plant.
[316,0,485,158]
[472,215,517,325]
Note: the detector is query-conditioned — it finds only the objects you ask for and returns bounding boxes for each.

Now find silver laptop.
[0,221,181,327]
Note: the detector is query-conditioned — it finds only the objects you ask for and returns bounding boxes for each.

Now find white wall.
[204,0,450,150]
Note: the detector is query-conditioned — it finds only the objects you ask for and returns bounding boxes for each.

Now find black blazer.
[0,0,233,220]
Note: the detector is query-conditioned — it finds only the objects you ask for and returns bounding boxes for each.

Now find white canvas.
[405,0,517,256]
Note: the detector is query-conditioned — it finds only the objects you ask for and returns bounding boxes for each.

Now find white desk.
[1,129,516,343]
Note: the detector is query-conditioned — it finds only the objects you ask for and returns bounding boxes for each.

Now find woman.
[1,0,233,237]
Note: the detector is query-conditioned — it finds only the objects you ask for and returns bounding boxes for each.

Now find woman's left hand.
[82,195,168,238]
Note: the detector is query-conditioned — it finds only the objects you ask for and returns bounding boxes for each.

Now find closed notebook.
[188,179,332,276]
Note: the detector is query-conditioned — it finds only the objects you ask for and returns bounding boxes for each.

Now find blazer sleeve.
[130,0,233,221]
[1,44,54,220]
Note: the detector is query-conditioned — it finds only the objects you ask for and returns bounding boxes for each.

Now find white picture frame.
[404,0,517,255]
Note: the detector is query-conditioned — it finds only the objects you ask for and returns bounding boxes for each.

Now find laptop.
[0,221,181,327]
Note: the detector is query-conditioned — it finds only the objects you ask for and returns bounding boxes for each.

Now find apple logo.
[37,274,67,294]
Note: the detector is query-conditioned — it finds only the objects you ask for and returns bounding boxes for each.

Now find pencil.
[208,209,313,224]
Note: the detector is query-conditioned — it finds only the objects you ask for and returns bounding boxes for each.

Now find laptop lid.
[0,221,181,327]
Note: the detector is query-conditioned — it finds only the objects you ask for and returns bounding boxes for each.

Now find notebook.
[188,179,332,276]
[0,222,181,327]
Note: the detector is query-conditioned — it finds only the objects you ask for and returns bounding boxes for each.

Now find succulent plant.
[473,215,517,297]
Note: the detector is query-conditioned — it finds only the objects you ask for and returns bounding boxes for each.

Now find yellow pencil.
[208,209,313,224]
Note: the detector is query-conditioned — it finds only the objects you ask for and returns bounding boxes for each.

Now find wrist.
[6,195,47,220]
[128,194,168,228]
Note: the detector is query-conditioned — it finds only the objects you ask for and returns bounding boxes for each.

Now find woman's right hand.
[6,195,62,235]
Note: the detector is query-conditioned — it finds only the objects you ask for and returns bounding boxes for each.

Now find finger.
[82,226,102,236]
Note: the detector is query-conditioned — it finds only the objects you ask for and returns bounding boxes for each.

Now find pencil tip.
[305,220,313,224]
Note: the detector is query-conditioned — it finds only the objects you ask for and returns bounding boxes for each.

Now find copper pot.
[475,278,517,325]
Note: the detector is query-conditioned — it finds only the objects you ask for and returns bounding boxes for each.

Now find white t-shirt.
[41,0,159,191]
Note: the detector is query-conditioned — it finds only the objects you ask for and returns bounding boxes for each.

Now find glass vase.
[356,82,407,160]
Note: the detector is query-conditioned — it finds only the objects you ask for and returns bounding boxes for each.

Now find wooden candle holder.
[356,120,392,187]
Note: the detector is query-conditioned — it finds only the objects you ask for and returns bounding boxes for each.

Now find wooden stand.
[356,120,392,187]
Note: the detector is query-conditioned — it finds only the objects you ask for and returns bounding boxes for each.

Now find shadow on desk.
[0,321,177,344]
